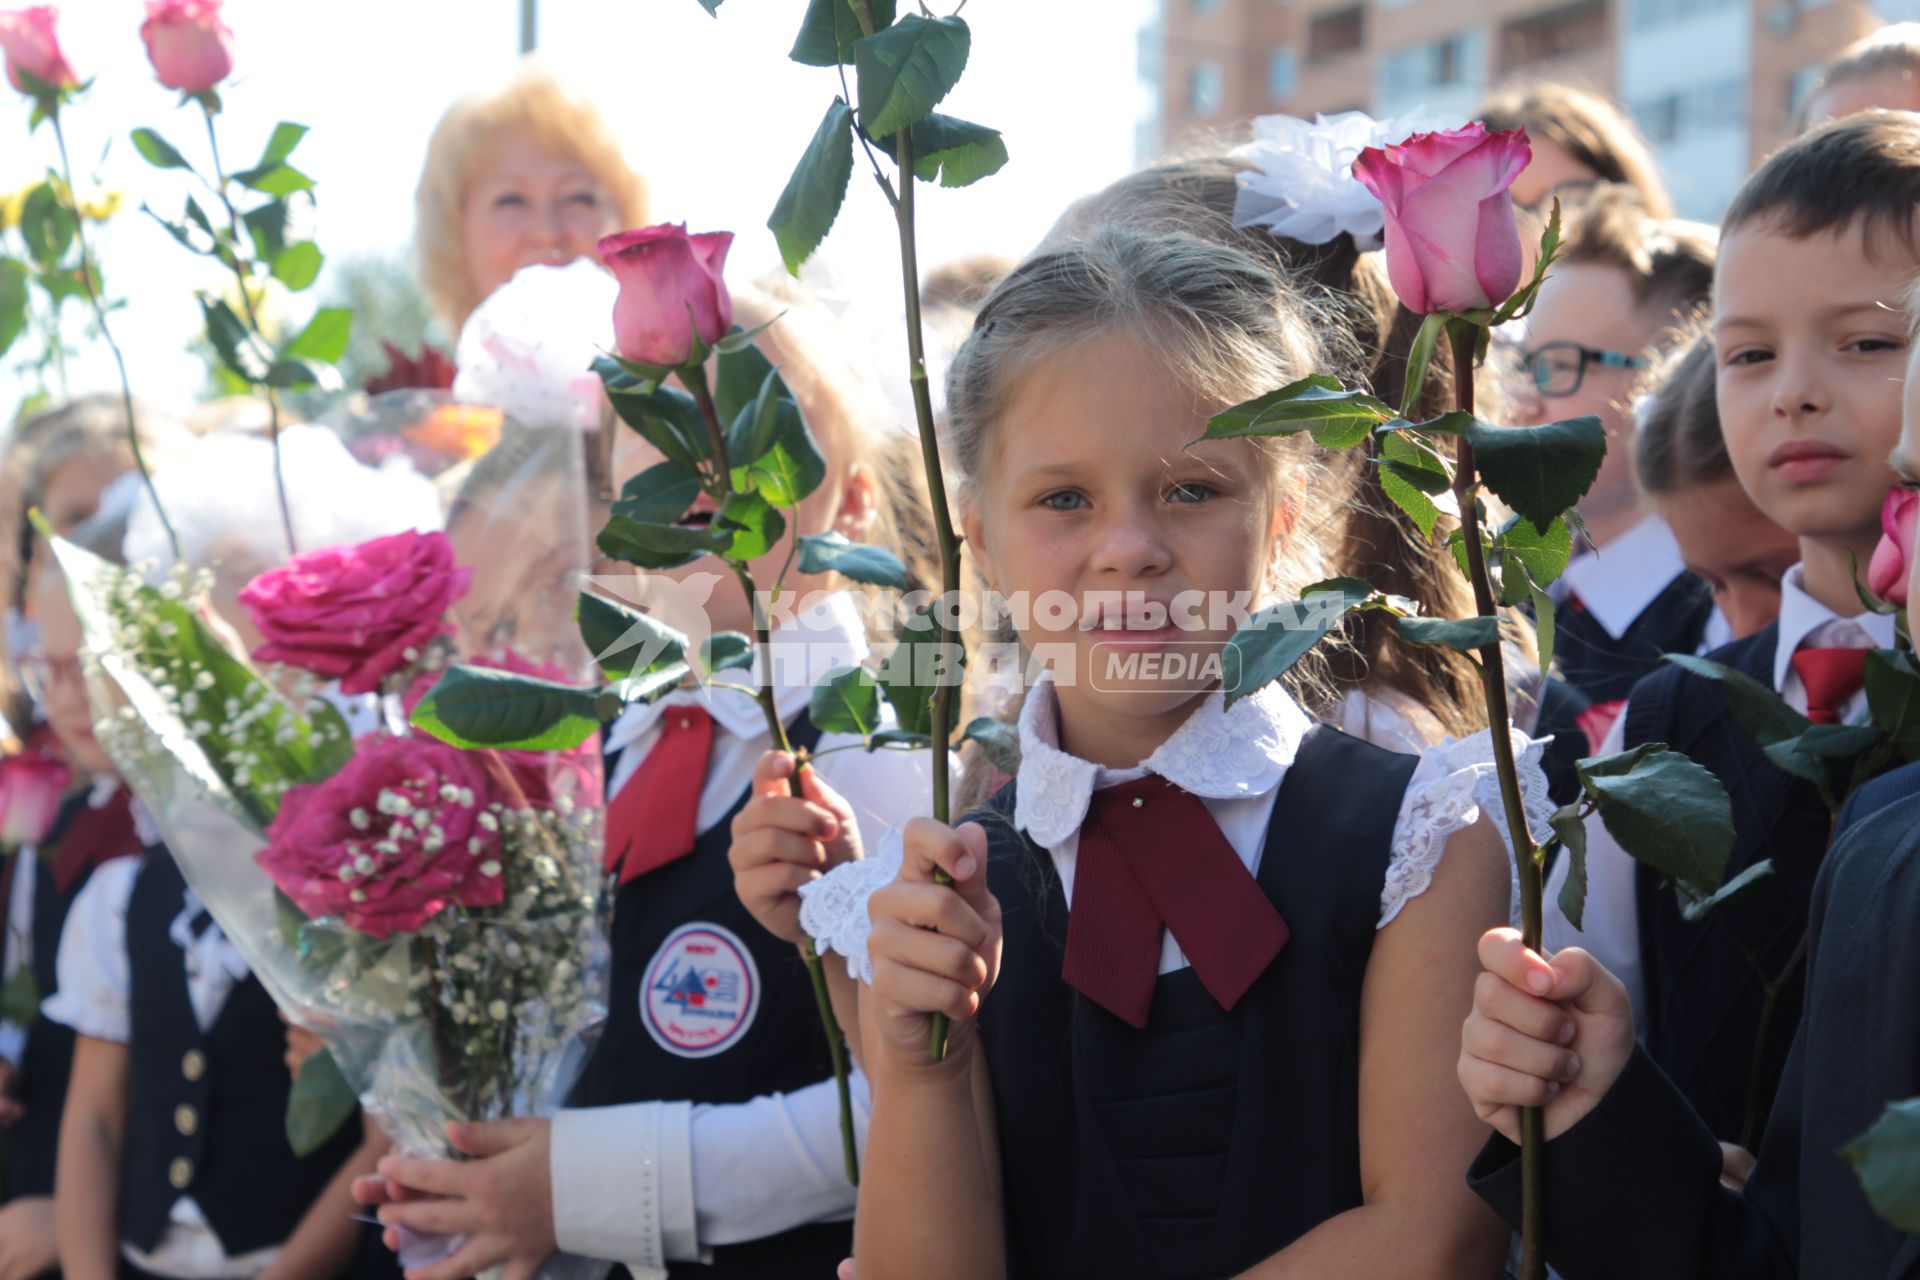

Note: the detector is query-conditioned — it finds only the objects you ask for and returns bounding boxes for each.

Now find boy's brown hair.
[1723,110,1920,258]
[1557,184,1717,335]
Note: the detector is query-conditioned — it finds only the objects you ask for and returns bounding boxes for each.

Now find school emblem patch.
[640,922,760,1059]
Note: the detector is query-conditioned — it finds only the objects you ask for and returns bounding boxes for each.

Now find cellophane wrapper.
[52,396,612,1280]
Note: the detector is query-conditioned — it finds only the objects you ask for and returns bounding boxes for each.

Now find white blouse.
[801,672,1553,984]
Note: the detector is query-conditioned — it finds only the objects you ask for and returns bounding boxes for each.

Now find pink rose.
[1868,487,1918,607]
[1352,123,1531,315]
[599,224,734,368]
[0,750,68,846]
[259,735,505,939]
[140,0,233,93]
[237,530,473,696]
[404,651,604,811]
[0,6,78,94]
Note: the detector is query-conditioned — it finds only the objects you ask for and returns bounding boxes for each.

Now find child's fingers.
[350,1174,391,1206]
[1477,927,1558,997]
[750,749,799,799]
[870,916,991,991]
[872,959,985,1023]
[445,1116,540,1159]
[1473,971,1576,1045]
[797,763,858,826]
[730,827,830,873]
[738,862,820,905]
[899,816,980,885]
[945,824,995,917]
[730,795,840,843]
[1545,947,1629,1015]
[1461,1011,1581,1083]
[378,1194,481,1237]
[871,882,990,951]
[375,1154,470,1199]
[1457,1051,1560,1117]
[404,1234,506,1280]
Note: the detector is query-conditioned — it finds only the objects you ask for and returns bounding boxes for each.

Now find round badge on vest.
[640,922,761,1059]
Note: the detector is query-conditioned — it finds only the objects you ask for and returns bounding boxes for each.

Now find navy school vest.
[1553,569,1714,708]
[1623,622,1835,1145]
[6,790,138,1202]
[978,727,1420,1280]
[571,710,851,1278]
[122,851,359,1256]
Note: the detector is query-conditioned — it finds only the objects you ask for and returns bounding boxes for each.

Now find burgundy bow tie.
[1060,775,1289,1029]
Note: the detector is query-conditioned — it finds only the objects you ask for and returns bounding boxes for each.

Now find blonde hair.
[947,231,1356,809]
[414,59,648,335]
[1480,82,1675,218]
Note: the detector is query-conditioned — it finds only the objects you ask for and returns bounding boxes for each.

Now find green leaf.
[770,99,855,276]
[410,665,602,751]
[873,113,1008,187]
[810,665,882,737]
[233,163,314,198]
[962,716,1020,776]
[620,660,694,705]
[1399,313,1445,420]
[1551,802,1590,929]
[614,462,702,527]
[597,513,731,571]
[243,199,290,263]
[270,241,323,291]
[1530,581,1557,674]
[878,608,953,737]
[0,259,27,361]
[791,0,895,65]
[1577,743,1734,895]
[855,14,971,138]
[1866,648,1920,760]
[1464,415,1606,532]
[1378,457,1451,495]
[281,306,351,364]
[0,961,38,1027]
[697,0,723,12]
[728,366,786,469]
[1844,1096,1920,1233]
[578,592,687,682]
[130,127,191,171]
[1397,615,1499,651]
[20,184,74,266]
[285,1046,357,1157]
[602,377,710,473]
[1496,515,1573,589]
[258,122,308,168]
[1377,430,1443,538]
[731,400,826,507]
[797,531,913,588]
[199,295,272,384]
[1222,578,1375,708]
[699,632,755,675]
[716,490,786,560]
[1662,653,1812,748]
[712,337,779,427]
[1203,375,1393,446]
[1677,859,1776,924]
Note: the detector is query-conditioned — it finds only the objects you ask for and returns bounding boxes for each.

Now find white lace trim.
[797,831,902,985]
[1379,725,1554,929]
[1011,673,1312,848]
[798,716,1558,983]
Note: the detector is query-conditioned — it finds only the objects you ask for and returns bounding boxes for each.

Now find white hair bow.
[1231,108,1464,250]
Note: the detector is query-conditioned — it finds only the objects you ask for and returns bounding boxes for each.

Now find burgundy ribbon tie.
[604,705,715,884]
[1061,775,1289,1029]
[1790,645,1868,727]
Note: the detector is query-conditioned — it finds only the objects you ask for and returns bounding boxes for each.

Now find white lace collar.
[605,590,871,751]
[1011,671,1313,848]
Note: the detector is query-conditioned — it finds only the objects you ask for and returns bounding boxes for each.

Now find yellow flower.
[0,185,33,231]
[78,190,125,223]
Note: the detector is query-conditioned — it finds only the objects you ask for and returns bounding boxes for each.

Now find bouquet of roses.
[44,399,609,1279]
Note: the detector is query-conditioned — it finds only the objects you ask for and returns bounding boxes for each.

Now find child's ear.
[961,498,997,590]
[832,461,880,541]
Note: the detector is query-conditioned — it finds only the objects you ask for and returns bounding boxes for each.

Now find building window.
[1268,48,1298,101]
[1628,0,1741,30]
[1377,29,1482,110]
[1630,78,1744,143]
[1307,5,1364,60]
[1192,0,1222,13]
[1188,61,1224,116]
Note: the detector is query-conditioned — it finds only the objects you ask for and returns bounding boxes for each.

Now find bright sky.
[1,0,1158,415]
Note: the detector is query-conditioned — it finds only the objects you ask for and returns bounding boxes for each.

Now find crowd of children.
[5,17,1920,1280]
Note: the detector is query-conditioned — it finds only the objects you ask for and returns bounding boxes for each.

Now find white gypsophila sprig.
[1231,107,1465,249]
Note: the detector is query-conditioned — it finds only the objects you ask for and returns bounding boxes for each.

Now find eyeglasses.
[1519,341,1649,397]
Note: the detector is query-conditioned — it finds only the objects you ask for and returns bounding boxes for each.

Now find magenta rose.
[599,224,734,368]
[0,6,77,94]
[403,651,604,811]
[0,750,68,846]
[140,0,233,93]
[238,529,472,696]
[1352,123,1531,315]
[1868,487,1918,607]
[260,735,505,939]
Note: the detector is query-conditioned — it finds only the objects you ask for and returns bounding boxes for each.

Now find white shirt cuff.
[689,1072,867,1246]
[550,1101,698,1274]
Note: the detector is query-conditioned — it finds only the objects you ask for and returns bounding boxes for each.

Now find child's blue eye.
[1849,338,1903,355]
[1040,490,1088,512]
[1726,348,1771,367]
[1167,482,1216,504]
